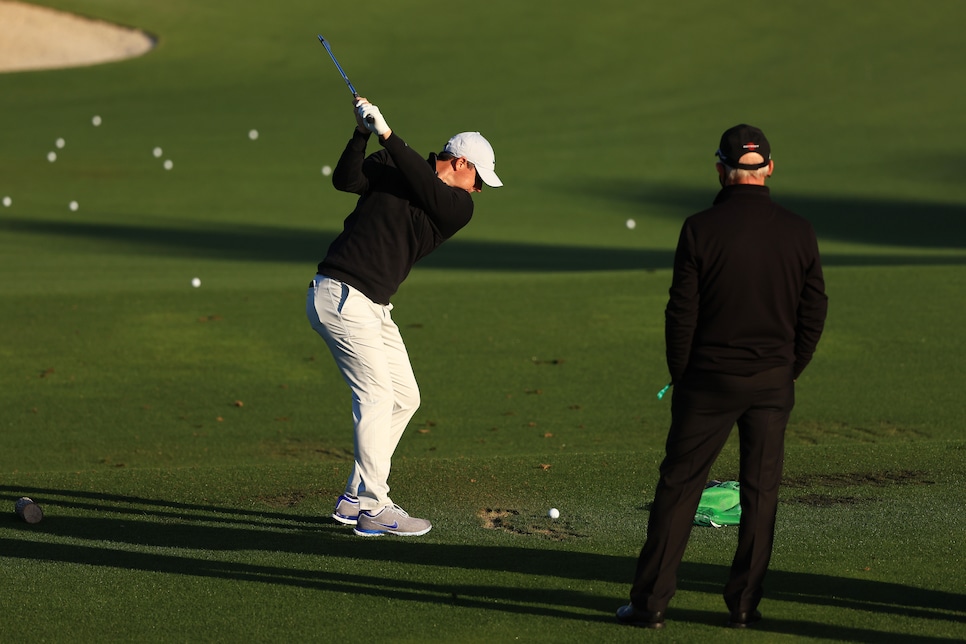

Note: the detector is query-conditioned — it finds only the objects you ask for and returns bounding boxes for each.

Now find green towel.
[694,480,741,528]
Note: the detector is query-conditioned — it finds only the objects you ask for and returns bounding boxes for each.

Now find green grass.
[3,444,964,642]
[2,0,965,641]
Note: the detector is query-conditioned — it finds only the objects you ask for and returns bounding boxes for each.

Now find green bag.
[693,480,741,528]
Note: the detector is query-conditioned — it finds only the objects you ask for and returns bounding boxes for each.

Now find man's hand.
[353,97,370,133]
[355,100,391,137]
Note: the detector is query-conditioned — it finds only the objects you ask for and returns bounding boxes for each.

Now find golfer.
[617,125,828,628]
[307,97,502,537]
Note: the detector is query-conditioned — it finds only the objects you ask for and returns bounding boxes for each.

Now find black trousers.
[630,367,794,614]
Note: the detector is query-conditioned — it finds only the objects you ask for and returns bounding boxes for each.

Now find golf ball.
[626,219,636,230]
[321,165,332,176]
[164,159,173,171]
[191,277,201,288]
[548,508,560,519]
[47,151,57,162]
[69,200,79,212]
[153,146,163,158]
[248,129,259,140]
[56,137,66,149]
[92,115,102,126]
[2,196,11,207]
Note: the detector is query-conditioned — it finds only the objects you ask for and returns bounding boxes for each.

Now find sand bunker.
[0,0,154,73]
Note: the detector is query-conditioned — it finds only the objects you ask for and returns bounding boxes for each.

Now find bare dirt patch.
[478,507,585,541]
[787,420,931,444]
[262,438,353,461]
[783,469,935,489]
[255,491,308,508]
[0,0,154,73]
[782,469,934,507]
[788,493,865,507]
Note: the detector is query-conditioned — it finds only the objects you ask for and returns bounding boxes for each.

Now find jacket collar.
[713,184,770,206]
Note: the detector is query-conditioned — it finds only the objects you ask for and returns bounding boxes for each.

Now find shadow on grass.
[2,487,963,639]
[574,179,966,251]
[1,214,964,271]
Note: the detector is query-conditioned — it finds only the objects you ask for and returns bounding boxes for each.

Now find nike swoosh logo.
[374,521,399,529]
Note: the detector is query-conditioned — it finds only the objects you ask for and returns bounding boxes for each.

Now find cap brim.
[715,150,770,170]
[477,165,503,188]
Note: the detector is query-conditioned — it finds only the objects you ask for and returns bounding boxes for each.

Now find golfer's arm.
[380,133,473,237]
[331,128,371,194]
[665,226,699,383]
[793,246,828,378]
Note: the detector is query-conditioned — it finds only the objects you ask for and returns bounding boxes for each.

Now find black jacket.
[665,184,828,383]
[318,129,474,304]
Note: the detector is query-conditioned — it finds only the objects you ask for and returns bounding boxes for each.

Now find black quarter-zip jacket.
[665,184,828,383]
[318,129,474,305]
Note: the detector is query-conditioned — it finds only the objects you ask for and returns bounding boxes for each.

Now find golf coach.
[307,97,502,538]
[617,125,828,629]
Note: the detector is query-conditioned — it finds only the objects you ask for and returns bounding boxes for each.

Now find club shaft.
[318,35,359,97]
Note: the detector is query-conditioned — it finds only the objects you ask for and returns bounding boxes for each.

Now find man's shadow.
[2,487,963,639]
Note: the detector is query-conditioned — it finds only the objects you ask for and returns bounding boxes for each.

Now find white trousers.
[306,275,420,511]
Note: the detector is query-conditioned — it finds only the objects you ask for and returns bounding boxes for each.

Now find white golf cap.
[443,132,503,188]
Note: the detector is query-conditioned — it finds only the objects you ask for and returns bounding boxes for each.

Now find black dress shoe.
[727,609,762,628]
[616,603,666,629]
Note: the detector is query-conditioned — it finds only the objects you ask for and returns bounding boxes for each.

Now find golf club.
[317,35,359,98]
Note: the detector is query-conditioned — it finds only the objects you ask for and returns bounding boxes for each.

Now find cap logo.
[742,142,760,151]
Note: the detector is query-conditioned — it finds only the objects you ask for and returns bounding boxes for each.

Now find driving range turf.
[1,1,964,641]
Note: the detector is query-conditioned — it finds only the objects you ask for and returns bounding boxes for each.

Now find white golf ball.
[55,137,66,149]
[92,115,102,126]
[153,146,163,158]
[548,508,560,519]
[191,277,201,288]
[321,165,332,176]
[626,218,636,230]
[47,151,57,162]
[248,129,259,140]
[163,159,173,171]
[2,196,11,207]
[69,200,79,212]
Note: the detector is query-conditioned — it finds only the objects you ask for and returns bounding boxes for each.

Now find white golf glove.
[357,102,390,136]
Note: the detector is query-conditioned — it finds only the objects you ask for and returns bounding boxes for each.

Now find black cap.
[715,124,771,170]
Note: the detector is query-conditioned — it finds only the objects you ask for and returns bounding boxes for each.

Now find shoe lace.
[390,504,410,517]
